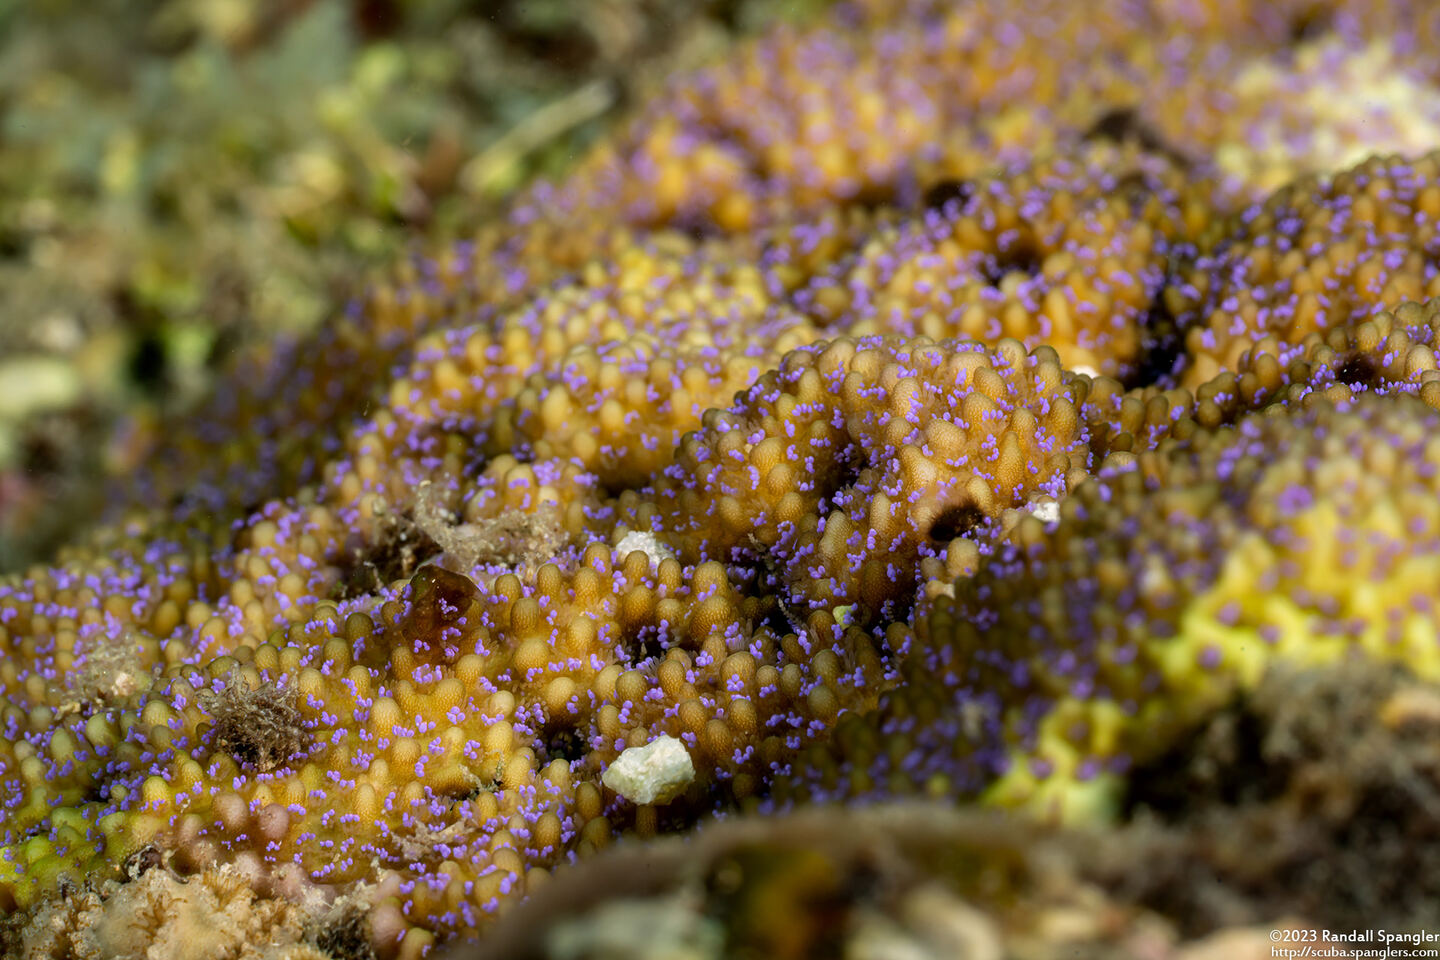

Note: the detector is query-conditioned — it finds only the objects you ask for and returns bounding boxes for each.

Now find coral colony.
[6,0,1440,956]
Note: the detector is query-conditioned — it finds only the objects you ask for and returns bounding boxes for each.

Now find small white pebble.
[1028,499,1061,525]
[603,735,695,805]
[615,530,676,568]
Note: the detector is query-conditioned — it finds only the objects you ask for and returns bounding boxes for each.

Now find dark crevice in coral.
[762,597,805,642]
[1123,692,1282,820]
[538,724,588,765]
[921,178,974,214]
[331,514,442,601]
[592,469,648,501]
[1083,106,1192,169]
[0,226,27,260]
[627,629,668,668]
[19,428,65,478]
[1334,352,1381,388]
[672,212,723,243]
[1289,8,1332,43]
[1122,285,1186,389]
[128,332,169,395]
[811,443,868,519]
[490,3,601,71]
[730,540,808,639]
[351,0,403,40]
[927,502,984,544]
[114,286,173,398]
[1084,107,1148,144]
[980,240,1042,287]
[846,180,902,213]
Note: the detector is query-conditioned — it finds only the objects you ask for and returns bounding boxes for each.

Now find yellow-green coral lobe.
[790,393,1440,822]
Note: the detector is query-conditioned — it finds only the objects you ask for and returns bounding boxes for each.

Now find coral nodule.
[6,0,1440,957]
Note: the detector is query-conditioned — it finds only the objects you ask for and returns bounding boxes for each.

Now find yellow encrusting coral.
[7,0,1440,956]
[1171,151,1440,387]
[782,391,1440,822]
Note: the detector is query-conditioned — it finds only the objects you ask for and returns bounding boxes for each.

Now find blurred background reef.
[0,0,826,571]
